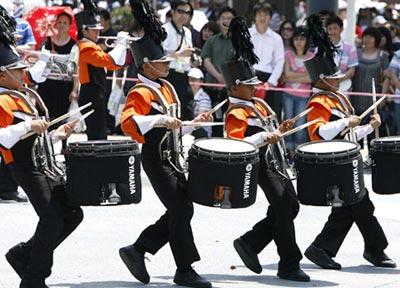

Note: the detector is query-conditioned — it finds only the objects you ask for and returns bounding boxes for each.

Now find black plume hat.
[0,4,28,71]
[129,0,172,68]
[75,0,103,30]
[221,16,261,88]
[304,14,344,83]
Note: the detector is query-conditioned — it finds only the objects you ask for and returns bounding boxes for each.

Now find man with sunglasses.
[163,0,195,121]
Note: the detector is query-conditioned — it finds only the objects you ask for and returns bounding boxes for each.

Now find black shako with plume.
[221,16,261,88]
[75,0,103,31]
[0,4,27,71]
[304,14,344,83]
[129,0,171,68]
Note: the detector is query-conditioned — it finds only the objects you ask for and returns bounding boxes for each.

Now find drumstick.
[340,95,386,137]
[181,121,225,127]
[66,109,95,127]
[257,118,321,148]
[207,99,228,115]
[359,95,386,120]
[20,102,92,140]
[372,78,379,138]
[290,107,313,123]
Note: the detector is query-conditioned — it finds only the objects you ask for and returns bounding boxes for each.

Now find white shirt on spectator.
[193,88,212,136]
[163,21,192,73]
[249,24,285,86]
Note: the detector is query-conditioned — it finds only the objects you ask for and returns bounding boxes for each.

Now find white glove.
[115,31,130,46]
[28,50,51,83]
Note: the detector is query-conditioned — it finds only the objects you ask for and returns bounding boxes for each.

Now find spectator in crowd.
[352,27,391,139]
[188,67,212,138]
[279,20,295,50]
[195,20,219,49]
[318,9,335,27]
[201,6,237,136]
[249,3,285,120]
[326,16,358,92]
[282,26,313,158]
[163,0,195,121]
[378,26,395,61]
[269,3,281,32]
[98,8,118,134]
[37,11,78,150]
[185,12,200,53]
[388,49,400,134]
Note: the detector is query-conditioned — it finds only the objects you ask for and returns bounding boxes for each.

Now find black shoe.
[0,191,28,202]
[304,244,341,270]
[20,279,48,288]
[233,238,262,274]
[119,245,150,284]
[277,269,310,282]
[5,242,31,278]
[173,268,212,288]
[363,250,397,268]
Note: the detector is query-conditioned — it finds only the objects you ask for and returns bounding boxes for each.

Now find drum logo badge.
[243,164,253,199]
[352,159,360,194]
[128,156,136,195]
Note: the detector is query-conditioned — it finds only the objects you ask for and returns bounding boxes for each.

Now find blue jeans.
[395,103,400,134]
[282,92,308,150]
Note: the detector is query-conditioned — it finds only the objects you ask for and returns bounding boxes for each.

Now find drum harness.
[226,97,291,179]
[6,87,65,178]
[129,80,187,173]
[307,90,357,142]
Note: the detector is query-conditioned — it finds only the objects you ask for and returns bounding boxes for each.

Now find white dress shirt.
[162,21,193,72]
[249,25,285,86]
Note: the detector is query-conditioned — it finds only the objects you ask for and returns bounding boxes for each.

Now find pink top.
[284,49,314,98]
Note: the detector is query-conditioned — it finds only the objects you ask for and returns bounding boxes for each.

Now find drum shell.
[295,142,366,206]
[188,147,259,208]
[371,137,400,194]
[65,140,142,206]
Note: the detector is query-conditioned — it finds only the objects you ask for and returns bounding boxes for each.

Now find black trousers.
[0,159,18,194]
[241,164,302,272]
[79,85,107,140]
[165,70,194,121]
[9,163,83,282]
[134,158,200,269]
[313,192,388,257]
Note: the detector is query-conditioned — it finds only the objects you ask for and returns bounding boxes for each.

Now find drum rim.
[296,140,360,156]
[371,136,400,149]
[65,140,140,156]
[192,137,259,155]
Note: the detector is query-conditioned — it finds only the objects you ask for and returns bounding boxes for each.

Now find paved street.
[1,134,400,288]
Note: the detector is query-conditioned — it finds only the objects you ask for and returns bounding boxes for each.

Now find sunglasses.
[176,8,191,15]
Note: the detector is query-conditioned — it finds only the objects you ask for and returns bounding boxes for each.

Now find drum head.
[372,136,400,144]
[194,138,256,153]
[297,140,358,154]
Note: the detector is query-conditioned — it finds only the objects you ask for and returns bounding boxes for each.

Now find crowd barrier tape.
[47,72,400,99]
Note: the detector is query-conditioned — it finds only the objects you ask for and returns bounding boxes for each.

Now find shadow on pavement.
[185,273,338,287]
[51,281,175,288]
[341,265,400,274]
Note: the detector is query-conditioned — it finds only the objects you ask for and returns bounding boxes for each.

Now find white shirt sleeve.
[132,114,170,135]
[318,118,349,140]
[354,124,374,141]
[267,35,285,86]
[243,131,267,146]
[0,120,31,149]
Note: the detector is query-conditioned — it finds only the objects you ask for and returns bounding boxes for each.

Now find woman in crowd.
[37,11,78,148]
[282,26,313,158]
[196,21,220,49]
[279,20,295,49]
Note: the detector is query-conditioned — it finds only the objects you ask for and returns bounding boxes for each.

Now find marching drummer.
[75,0,129,140]
[222,16,310,282]
[119,1,212,287]
[303,15,396,270]
[0,9,83,288]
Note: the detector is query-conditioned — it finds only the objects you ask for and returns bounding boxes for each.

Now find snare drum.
[188,138,259,209]
[65,140,142,206]
[295,140,365,206]
[371,136,400,194]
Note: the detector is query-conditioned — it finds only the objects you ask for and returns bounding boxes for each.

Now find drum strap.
[226,98,290,178]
